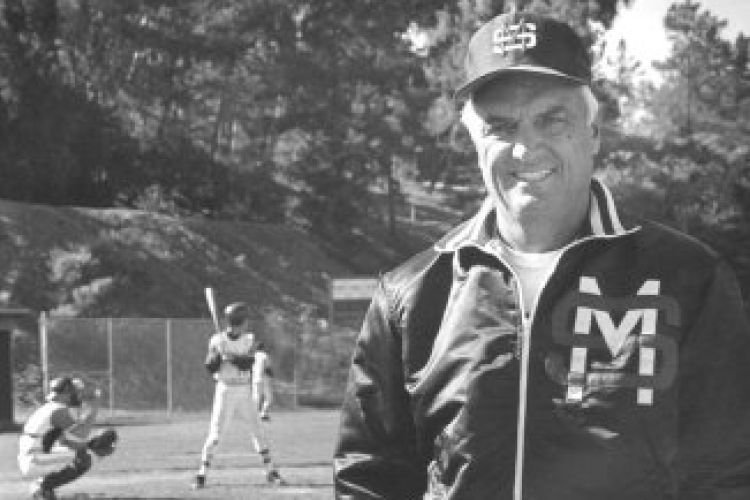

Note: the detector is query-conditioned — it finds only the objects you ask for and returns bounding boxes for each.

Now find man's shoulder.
[37,400,69,413]
[376,242,453,310]
[28,401,54,419]
[632,217,720,265]
[383,245,444,282]
[49,404,76,427]
[386,212,481,272]
[33,401,76,428]
[380,215,479,286]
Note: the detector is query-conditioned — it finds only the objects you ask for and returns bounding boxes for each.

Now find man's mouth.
[512,168,556,182]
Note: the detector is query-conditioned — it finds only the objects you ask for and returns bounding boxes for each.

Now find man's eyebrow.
[483,114,517,125]
[538,105,571,118]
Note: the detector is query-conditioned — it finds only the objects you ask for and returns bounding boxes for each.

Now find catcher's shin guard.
[40,449,91,490]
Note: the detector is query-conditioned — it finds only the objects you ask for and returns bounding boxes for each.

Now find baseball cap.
[455,12,592,100]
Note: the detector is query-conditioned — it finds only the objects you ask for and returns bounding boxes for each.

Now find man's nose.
[509,123,539,161]
[511,143,527,160]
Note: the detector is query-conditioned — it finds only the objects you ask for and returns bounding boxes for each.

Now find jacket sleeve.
[333,279,426,499]
[677,261,750,500]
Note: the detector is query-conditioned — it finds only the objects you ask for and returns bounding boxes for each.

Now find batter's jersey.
[19,401,77,455]
[208,330,256,384]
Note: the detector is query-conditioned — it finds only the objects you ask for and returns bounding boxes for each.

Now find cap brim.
[454,65,589,101]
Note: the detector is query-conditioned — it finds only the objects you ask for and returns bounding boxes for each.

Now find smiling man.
[461,73,600,253]
[333,11,750,500]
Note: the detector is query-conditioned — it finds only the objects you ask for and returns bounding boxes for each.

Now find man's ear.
[590,122,601,155]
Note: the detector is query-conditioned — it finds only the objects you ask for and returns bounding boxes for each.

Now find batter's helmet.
[47,376,85,407]
[223,301,249,326]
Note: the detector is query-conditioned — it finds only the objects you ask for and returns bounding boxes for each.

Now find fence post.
[39,312,48,396]
[296,306,313,410]
[166,318,173,415]
[107,318,114,415]
[292,316,299,410]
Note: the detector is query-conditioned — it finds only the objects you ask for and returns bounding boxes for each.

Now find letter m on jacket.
[558,276,679,406]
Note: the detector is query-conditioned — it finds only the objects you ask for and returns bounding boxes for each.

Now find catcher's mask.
[224,301,249,327]
[47,376,85,407]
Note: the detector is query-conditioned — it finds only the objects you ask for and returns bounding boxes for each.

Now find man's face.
[465,74,600,236]
[61,388,81,407]
[228,318,247,338]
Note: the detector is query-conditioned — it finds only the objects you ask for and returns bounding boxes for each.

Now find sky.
[603,0,750,81]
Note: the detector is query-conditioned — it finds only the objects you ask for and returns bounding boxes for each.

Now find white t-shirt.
[499,244,563,317]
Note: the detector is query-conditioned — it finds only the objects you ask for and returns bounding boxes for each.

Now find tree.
[651,0,737,133]
[266,0,456,237]
[0,0,635,238]
[601,1,750,304]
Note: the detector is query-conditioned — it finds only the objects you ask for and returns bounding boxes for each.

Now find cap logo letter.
[492,21,536,55]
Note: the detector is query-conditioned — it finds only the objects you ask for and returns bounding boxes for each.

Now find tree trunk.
[387,156,396,237]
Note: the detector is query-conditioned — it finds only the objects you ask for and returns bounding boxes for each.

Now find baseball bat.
[204,287,220,334]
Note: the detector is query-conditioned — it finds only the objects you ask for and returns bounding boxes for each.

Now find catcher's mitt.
[87,428,118,457]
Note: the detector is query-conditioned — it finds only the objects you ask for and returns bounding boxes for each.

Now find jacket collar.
[434,178,637,253]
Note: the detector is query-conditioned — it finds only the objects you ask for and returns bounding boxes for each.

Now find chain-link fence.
[40,312,358,413]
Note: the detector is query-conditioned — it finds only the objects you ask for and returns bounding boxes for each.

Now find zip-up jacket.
[334,179,750,500]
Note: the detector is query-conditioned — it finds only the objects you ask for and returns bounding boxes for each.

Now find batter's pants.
[200,382,268,465]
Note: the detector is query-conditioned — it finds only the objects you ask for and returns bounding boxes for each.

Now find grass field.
[0,409,339,499]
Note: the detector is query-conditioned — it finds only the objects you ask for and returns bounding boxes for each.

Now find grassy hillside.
[0,202,361,318]
[0,181,469,319]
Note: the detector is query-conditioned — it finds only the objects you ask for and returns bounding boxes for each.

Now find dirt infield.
[0,409,339,499]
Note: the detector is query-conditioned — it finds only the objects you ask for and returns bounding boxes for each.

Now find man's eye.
[539,114,569,133]
[483,121,516,137]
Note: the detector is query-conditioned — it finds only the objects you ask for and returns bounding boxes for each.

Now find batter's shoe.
[192,474,206,489]
[266,469,287,486]
[260,412,270,421]
[30,486,56,500]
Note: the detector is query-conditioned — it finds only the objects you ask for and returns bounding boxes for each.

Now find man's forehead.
[474,72,580,100]
[473,79,585,116]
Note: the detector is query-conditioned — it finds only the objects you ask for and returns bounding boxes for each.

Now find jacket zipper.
[478,243,535,500]
[491,246,567,500]
[470,231,638,499]
[513,308,532,500]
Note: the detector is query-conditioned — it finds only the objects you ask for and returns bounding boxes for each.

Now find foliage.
[648,0,747,135]
[5,1,748,311]
[0,0,291,220]
[599,133,750,305]
[601,0,750,303]
[0,0,633,238]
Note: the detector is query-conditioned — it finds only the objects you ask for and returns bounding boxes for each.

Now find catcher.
[18,376,117,500]
[193,301,285,489]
